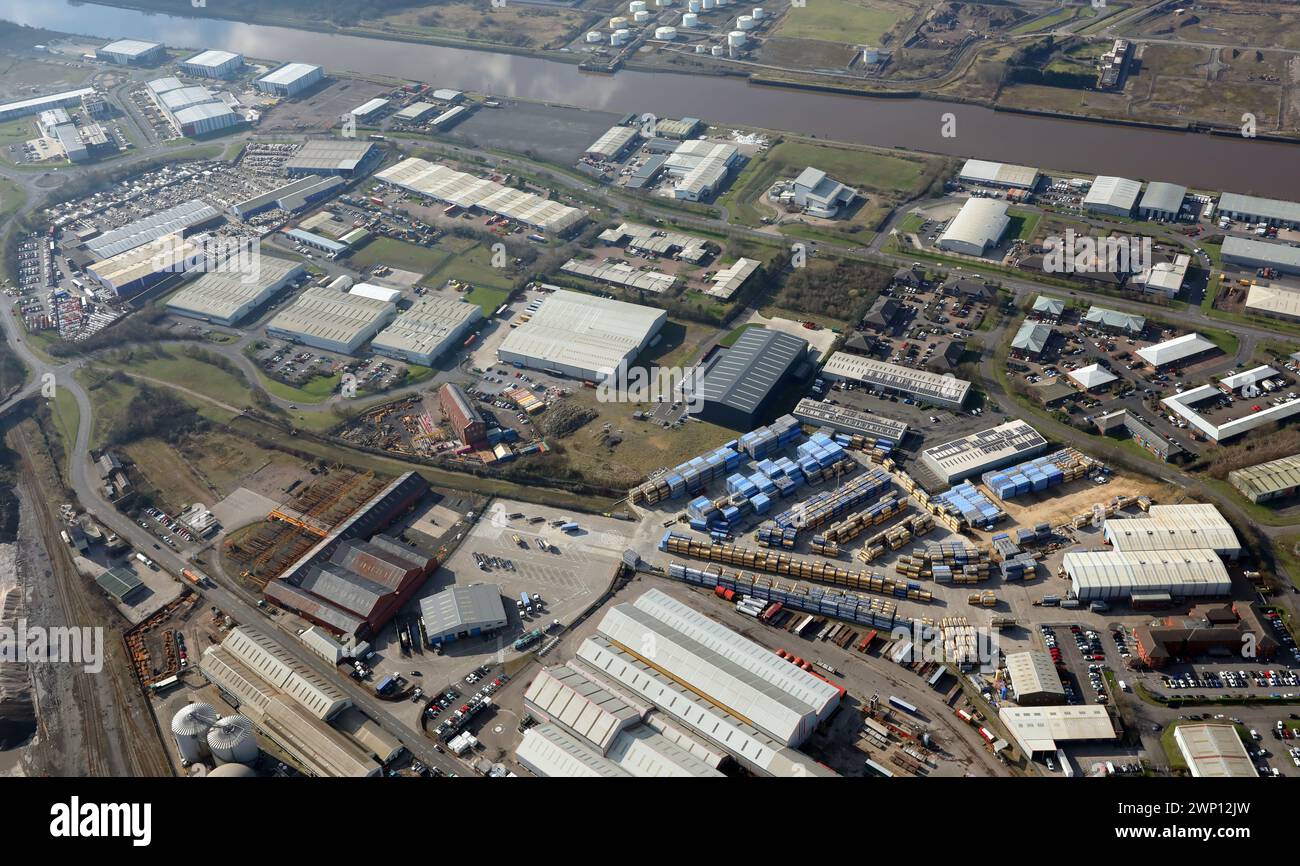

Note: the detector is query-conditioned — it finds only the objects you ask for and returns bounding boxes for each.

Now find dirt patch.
[972,473,1177,533]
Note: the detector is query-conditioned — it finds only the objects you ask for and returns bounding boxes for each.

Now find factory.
[265,285,398,354]
[792,398,909,445]
[97,39,164,66]
[165,257,306,326]
[86,233,205,297]
[229,175,344,218]
[284,139,380,178]
[996,705,1117,758]
[1162,378,1300,442]
[284,227,348,257]
[440,383,487,446]
[693,327,809,429]
[821,353,971,409]
[919,420,1047,485]
[1137,181,1187,221]
[1005,650,1066,706]
[85,197,222,259]
[256,62,324,97]
[1221,235,1300,276]
[180,49,245,79]
[418,583,508,645]
[349,97,389,123]
[1217,191,1300,228]
[600,222,712,264]
[560,258,677,294]
[706,257,762,300]
[394,101,438,124]
[496,289,665,382]
[1135,332,1217,369]
[1132,253,1190,298]
[789,167,858,218]
[1173,724,1257,777]
[515,588,839,777]
[376,157,587,234]
[370,294,483,366]
[1103,503,1241,559]
[145,77,240,137]
[1229,453,1300,504]
[1082,176,1142,217]
[0,87,96,121]
[1244,283,1300,321]
[1065,552,1232,605]
[585,124,640,161]
[957,159,1040,190]
[665,139,740,202]
[936,198,1010,256]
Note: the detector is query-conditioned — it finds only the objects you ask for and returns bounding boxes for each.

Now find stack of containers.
[667,563,899,629]
[755,524,797,549]
[935,482,1005,528]
[810,535,840,557]
[773,467,892,531]
[629,441,744,505]
[737,414,802,460]
[981,448,1093,502]
[1000,552,1037,581]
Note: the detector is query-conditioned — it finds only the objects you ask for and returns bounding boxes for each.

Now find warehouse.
[592,588,841,747]
[1244,283,1300,321]
[997,705,1117,758]
[957,159,1040,190]
[95,566,144,603]
[665,139,740,202]
[265,285,397,354]
[419,583,508,645]
[349,97,389,122]
[284,227,347,257]
[496,289,665,382]
[1221,235,1300,275]
[230,175,343,218]
[1082,176,1142,216]
[1063,549,1231,602]
[706,257,761,300]
[1132,253,1190,298]
[1174,724,1256,777]
[1217,191,1300,228]
[440,383,486,445]
[219,626,351,720]
[284,139,379,177]
[180,49,244,79]
[97,39,164,66]
[86,233,204,297]
[1010,321,1053,359]
[1229,453,1300,503]
[371,295,483,365]
[146,77,240,136]
[820,353,971,409]
[1083,306,1145,335]
[376,157,587,234]
[1137,181,1187,221]
[560,258,677,294]
[52,123,87,163]
[394,101,437,123]
[790,167,858,218]
[165,256,305,326]
[1164,383,1300,442]
[694,327,808,429]
[1136,332,1217,369]
[919,420,1047,484]
[0,88,95,121]
[585,125,640,161]
[1067,363,1117,392]
[86,198,221,259]
[255,62,323,97]
[792,397,908,445]
[936,198,1010,256]
[1005,651,1066,706]
[1104,503,1241,558]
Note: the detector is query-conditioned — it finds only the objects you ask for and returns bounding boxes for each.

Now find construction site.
[123,591,203,688]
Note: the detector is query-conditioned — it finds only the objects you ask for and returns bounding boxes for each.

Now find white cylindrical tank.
[655,26,678,40]
[327,274,353,292]
[208,763,256,778]
[586,30,603,43]
[681,12,700,27]
[728,30,747,46]
[711,44,725,56]
[701,0,715,8]
[656,0,674,6]
[752,6,764,19]
[207,715,258,766]
[612,28,631,45]
[737,15,754,29]
[862,46,879,64]
[629,0,648,12]
[688,0,702,11]
[695,44,706,53]
[634,10,650,22]
[171,703,218,766]
[610,16,628,28]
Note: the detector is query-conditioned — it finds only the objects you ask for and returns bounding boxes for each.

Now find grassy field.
[1006,209,1042,241]
[465,284,512,316]
[100,350,254,408]
[122,437,214,513]
[1278,533,1300,589]
[771,0,916,45]
[259,371,342,404]
[48,387,80,469]
[1010,6,1079,34]
[349,236,446,273]
[422,241,517,294]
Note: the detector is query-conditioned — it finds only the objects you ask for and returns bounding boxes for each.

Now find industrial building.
[1133,602,1278,669]
[284,140,379,177]
[0,87,96,121]
[820,353,971,409]
[1135,332,1217,369]
[1132,253,1191,298]
[1064,549,1231,603]
[349,97,389,122]
[1229,453,1300,503]
[1083,306,1145,335]
[255,62,323,97]
[1103,503,1241,559]
[560,258,676,294]
[1137,182,1187,221]
[1082,176,1142,217]
[665,139,740,202]
[440,383,487,446]
[790,167,858,218]
[792,397,908,445]
[919,420,1047,484]
[585,125,640,161]
[957,159,1040,190]
[937,198,1009,256]
[96,566,144,603]
[418,583,508,645]
[376,157,587,234]
[180,49,245,79]
[1174,724,1256,778]
[599,222,711,264]
[706,257,761,300]
[394,101,437,123]
[1068,363,1117,392]
[1162,382,1300,442]
[85,198,221,260]
[145,77,239,137]
[1221,235,1300,275]
[86,233,204,297]
[97,39,164,66]
[370,295,482,366]
[694,327,808,429]
[1217,191,1300,228]
[1005,651,1066,706]
[496,289,665,382]
[1010,321,1053,359]
[284,227,348,257]
[230,175,344,218]
[165,256,305,326]
[997,705,1117,757]
[1244,283,1300,321]
[265,285,398,354]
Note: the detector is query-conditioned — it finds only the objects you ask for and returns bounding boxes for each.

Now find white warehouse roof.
[220,626,350,719]
[1245,283,1300,319]
[265,285,396,353]
[371,294,482,364]
[1083,176,1143,212]
[938,197,1010,252]
[259,62,321,87]
[1174,724,1256,778]
[515,723,630,777]
[523,665,641,753]
[348,283,402,303]
[957,159,1039,188]
[1136,332,1216,367]
[100,39,161,58]
[1005,651,1065,702]
[1139,181,1187,215]
[821,353,971,407]
[1104,503,1241,557]
[184,49,241,70]
[998,705,1117,755]
[586,125,639,159]
[497,289,665,381]
[1068,363,1117,389]
[1064,549,1232,601]
[165,256,304,325]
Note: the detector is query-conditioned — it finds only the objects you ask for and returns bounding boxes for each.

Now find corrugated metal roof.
[515,723,630,777]
[1136,332,1216,367]
[1083,176,1142,212]
[496,288,665,379]
[1005,650,1065,700]
[1065,549,1231,598]
[330,538,421,590]
[938,197,1010,250]
[1138,181,1187,214]
[86,198,219,259]
[523,665,640,752]
[297,563,392,616]
[1229,453,1300,499]
[1174,723,1256,778]
[699,327,807,418]
[1218,191,1300,224]
[997,705,1117,754]
[265,579,367,636]
[1104,504,1240,555]
[419,583,508,637]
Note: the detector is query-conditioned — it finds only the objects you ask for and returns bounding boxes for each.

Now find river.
[5,1,1300,196]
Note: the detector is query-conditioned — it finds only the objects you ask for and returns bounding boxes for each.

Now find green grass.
[48,387,80,469]
[349,236,446,273]
[719,323,765,347]
[99,351,254,408]
[1010,7,1078,34]
[464,284,512,316]
[259,372,342,403]
[1278,533,1300,589]
[898,213,925,234]
[770,0,914,45]
[422,241,517,293]
[1006,209,1041,241]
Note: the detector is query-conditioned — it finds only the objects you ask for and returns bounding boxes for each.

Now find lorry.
[135,552,156,570]
[520,591,532,614]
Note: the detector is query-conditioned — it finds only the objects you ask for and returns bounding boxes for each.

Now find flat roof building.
[920,420,1048,484]
[419,583,508,645]
[97,39,164,66]
[1218,191,1300,228]
[937,198,1010,256]
[284,140,379,177]
[791,167,858,218]
[1083,176,1142,217]
[821,353,971,409]
[1174,723,1256,778]
[1229,453,1300,504]
[997,705,1117,757]
[180,49,244,79]
[371,295,483,366]
[350,97,389,121]
[1163,384,1300,442]
[1133,253,1191,298]
[265,285,397,354]
[0,87,95,121]
[792,397,908,444]
[1245,283,1300,320]
[1136,332,1217,369]
[694,327,808,429]
[1138,182,1187,221]
[1064,548,1231,602]
[957,159,1040,190]
[496,289,665,382]
[256,63,323,97]
[86,198,221,259]
[585,125,639,161]
[1005,651,1066,706]
[394,101,437,123]
[1104,503,1241,558]
[1222,235,1300,275]
[666,139,740,202]
[165,256,305,326]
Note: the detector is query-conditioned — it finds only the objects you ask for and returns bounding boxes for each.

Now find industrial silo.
[586,31,603,43]
[208,763,256,778]
[207,715,259,766]
[728,30,748,46]
[688,0,702,11]
[711,44,725,56]
[655,26,679,40]
[737,15,754,29]
[170,703,219,766]
[701,0,715,10]
[752,6,765,19]
[634,10,650,23]
[611,29,632,45]
[682,12,700,27]
[610,15,629,29]
[629,0,648,13]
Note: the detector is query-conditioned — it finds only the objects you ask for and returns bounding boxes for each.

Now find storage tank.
[655,26,679,40]
[682,12,700,26]
[694,44,707,53]
[711,44,725,55]
[752,6,764,18]
[207,715,258,766]
[586,30,603,43]
[634,10,650,22]
[629,0,648,12]
[610,15,628,28]
[737,15,754,29]
[170,703,219,766]
[208,763,256,778]
[611,29,631,45]
[655,0,674,6]
[701,0,715,8]
[728,30,748,45]
[688,0,702,11]
[862,46,880,64]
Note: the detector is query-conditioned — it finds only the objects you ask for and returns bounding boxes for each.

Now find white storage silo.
[655,26,679,40]
[629,0,648,12]
[208,763,256,778]
[171,703,219,766]
[728,30,748,46]
[610,15,628,29]
[682,12,700,27]
[752,6,765,19]
[586,31,603,43]
[207,715,258,766]
[701,0,715,9]
[656,0,674,6]
[634,10,650,22]
[695,44,707,53]
[688,0,702,12]
[612,28,632,45]
[711,44,725,56]
[737,15,754,29]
